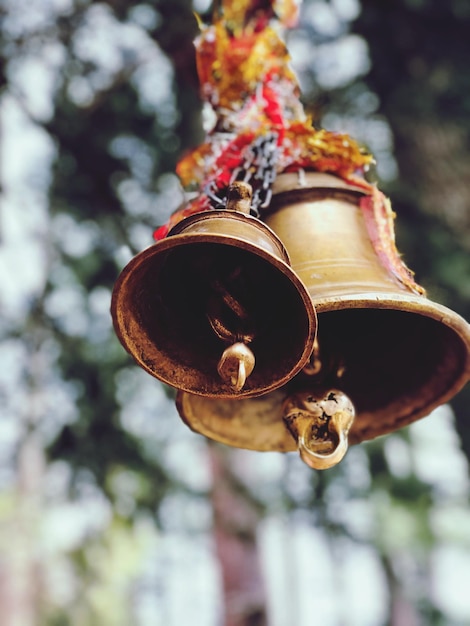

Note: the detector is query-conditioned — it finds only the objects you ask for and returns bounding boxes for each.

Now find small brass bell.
[177,172,470,469]
[111,182,316,398]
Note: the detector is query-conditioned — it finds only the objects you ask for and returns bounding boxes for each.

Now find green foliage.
[354,0,470,453]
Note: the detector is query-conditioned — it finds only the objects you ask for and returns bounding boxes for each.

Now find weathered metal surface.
[178,172,470,457]
[111,188,317,399]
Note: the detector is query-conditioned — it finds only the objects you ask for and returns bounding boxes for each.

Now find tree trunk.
[0,435,44,626]
[209,444,268,626]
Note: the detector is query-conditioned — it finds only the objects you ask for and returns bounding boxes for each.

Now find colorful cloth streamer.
[153,0,424,296]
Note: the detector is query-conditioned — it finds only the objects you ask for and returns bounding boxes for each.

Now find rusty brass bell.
[111,182,317,398]
[177,172,470,469]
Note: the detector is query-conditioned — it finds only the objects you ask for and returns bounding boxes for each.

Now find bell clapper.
[206,266,257,392]
[217,342,256,392]
[283,389,355,470]
[204,181,259,393]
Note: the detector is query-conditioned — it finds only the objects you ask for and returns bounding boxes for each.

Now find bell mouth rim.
[176,388,299,452]
[314,291,470,337]
[111,228,318,400]
[315,291,470,407]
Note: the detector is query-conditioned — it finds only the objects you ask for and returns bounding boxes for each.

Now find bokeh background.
[1,0,470,624]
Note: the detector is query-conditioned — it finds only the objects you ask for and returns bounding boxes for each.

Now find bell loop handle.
[283,389,356,470]
[297,412,351,470]
[225,181,253,215]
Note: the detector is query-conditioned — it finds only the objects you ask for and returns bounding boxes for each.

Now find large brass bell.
[177,172,470,469]
[111,182,316,398]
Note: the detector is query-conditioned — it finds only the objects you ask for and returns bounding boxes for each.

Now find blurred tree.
[1,0,203,623]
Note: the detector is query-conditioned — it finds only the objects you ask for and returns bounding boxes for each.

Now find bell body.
[111,207,316,399]
[266,172,406,299]
[178,172,470,449]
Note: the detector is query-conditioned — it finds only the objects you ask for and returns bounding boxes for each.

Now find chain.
[204,131,280,217]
